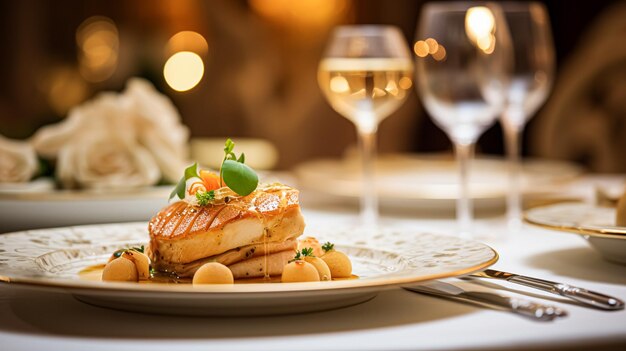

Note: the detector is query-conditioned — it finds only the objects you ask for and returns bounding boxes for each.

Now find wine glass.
[500,2,555,230]
[415,3,512,237]
[318,26,413,231]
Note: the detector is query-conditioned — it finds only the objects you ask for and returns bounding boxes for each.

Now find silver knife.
[471,269,624,311]
[405,281,567,321]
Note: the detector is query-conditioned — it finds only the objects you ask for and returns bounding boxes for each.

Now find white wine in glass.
[318,26,413,231]
[415,3,512,237]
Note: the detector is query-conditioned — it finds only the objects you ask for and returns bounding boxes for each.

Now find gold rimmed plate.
[525,202,626,265]
[0,223,498,316]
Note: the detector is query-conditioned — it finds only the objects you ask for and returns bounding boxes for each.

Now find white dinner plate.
[0,223,498,316]
[524,203,626,264]
[295,154,583,212]
[0,184,170,232]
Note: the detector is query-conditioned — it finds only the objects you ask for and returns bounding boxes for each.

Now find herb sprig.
[290,247,315,263]
[195,190,215,206]
[322,242,334,253]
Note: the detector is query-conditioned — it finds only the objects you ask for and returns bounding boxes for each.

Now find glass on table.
[415,2,512,237]
[499,2,555,231]
[318,25,413,232]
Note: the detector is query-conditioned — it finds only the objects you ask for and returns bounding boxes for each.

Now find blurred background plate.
[295,154,583,213]
[525,202,626,264]
[0,185,170,233]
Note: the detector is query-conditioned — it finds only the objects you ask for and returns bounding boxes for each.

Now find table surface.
[1,176,625,351]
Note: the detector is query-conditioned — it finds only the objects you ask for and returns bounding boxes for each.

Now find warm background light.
[250,0,350,29]
[166,31,208,56]
[414,38,446,61]
[76,16,119,82]
[163,51,204,92]
[465,6,496,54]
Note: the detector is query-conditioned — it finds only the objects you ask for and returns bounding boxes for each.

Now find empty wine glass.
[500,2,555,230]
[318,26,413,231]
[415,3,512,237]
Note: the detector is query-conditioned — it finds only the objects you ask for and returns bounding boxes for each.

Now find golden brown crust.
[147,185,305,267]
[148,186,301,240]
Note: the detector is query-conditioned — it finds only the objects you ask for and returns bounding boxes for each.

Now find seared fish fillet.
[148,184,305,277]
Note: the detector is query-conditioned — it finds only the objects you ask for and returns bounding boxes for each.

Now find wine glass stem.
[357,128,378,231]
[503,119,524,228]
[455,141,475,237]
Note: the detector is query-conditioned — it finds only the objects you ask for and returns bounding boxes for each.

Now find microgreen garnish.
[322,242,334,253]
[290,247,315,263]
[219,138,258,196]
[169,139,259,203]
[169,163,200,201]
[195,190,215,206]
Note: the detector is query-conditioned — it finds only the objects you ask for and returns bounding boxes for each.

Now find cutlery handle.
[460,291,564,321]
[507,275,625,311]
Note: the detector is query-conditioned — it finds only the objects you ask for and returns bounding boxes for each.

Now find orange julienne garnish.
[200,170,221,191]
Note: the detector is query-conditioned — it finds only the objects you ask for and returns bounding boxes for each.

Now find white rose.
[0,134,38,183]
[31,79,190,189]
[124,78,189,183]
[33,92,161,189]
[57,133,160,189]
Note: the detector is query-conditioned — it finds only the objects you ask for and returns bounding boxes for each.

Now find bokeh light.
[329,76,350,93]
[465,6,496,54]
[76,16,119,82]
[42,67,89,115]
[415,38,446,61]
[163,51,205,92]
[167,31,208,56]
[413,40,429,57]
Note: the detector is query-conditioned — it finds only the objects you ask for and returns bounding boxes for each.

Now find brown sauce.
[79,264,358,284]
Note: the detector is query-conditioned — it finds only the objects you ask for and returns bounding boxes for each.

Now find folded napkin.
[0,134,38,183]
[32,78,189,189]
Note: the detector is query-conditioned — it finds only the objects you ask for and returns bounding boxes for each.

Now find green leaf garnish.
[322,242,334,253]
[290,247,315,263]
[222,159,258,196]
[169,163,200,201]
[224,138,235,155]
[196,190,215,206]
[170,177,186,200]
[170,140,259,202]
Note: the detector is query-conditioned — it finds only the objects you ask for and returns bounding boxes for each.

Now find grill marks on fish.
[149,185,299,240]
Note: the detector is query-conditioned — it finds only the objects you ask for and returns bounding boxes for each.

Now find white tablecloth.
[1,185,626,350]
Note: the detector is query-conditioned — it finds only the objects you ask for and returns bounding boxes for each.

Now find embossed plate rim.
[0,222,499,295]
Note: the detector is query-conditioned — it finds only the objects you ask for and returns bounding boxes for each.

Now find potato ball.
[303,256,331,281]
[281,260,320,282]
[193,262,234,285]
[298,237,323,257]
[617,191,626,227]
[121,250,151,280]
[321,250,352,278]
[102,257,138,282]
